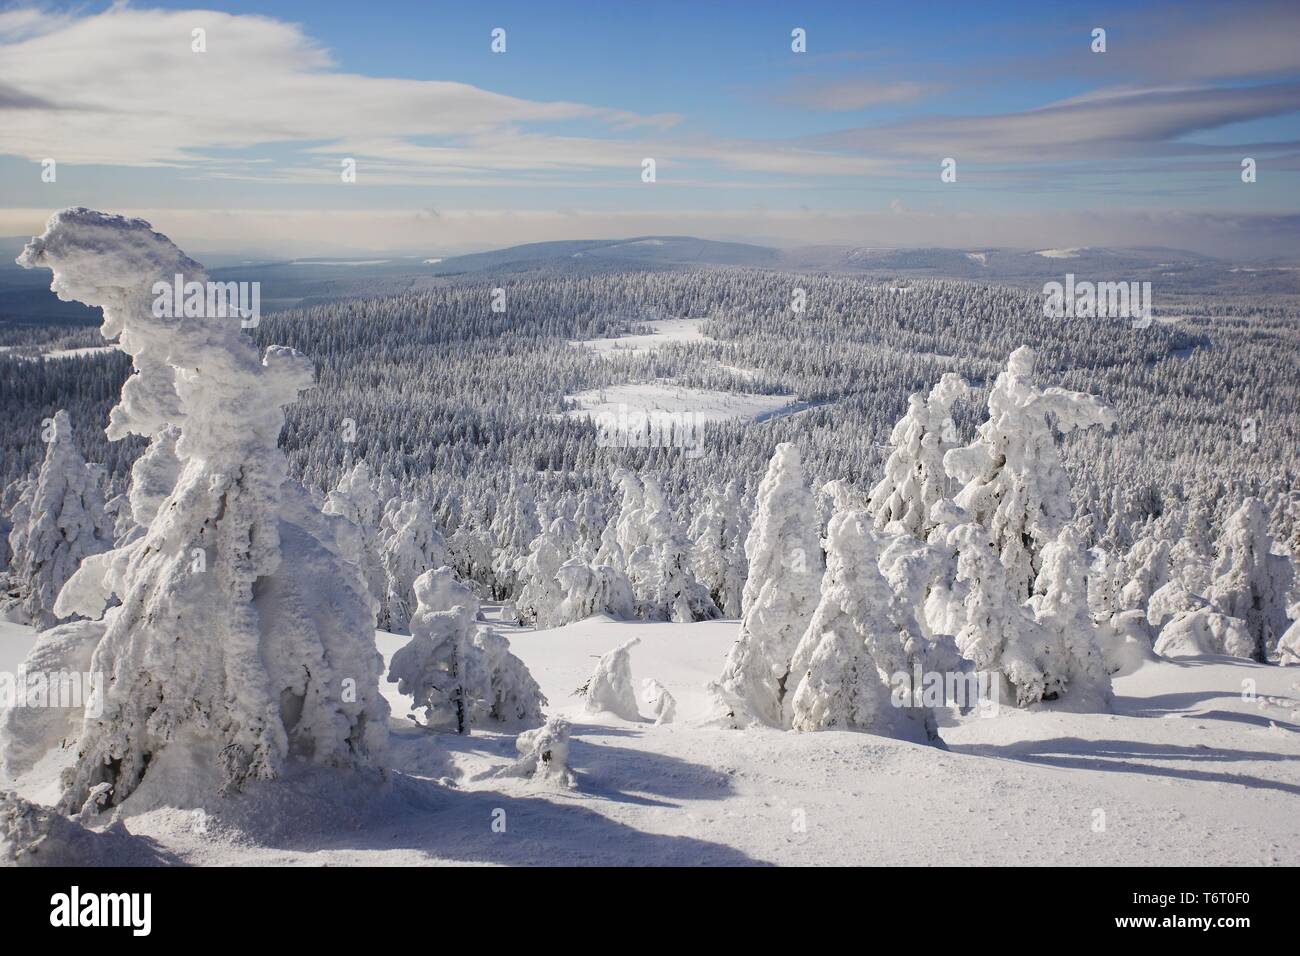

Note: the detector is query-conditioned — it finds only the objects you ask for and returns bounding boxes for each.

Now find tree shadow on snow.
[563,736,735,808]
[1117,691,1300,732]
[954,737,1300,797]
[323,772,767,866]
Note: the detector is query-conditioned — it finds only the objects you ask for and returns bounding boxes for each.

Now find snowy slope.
[2,617,1298,866]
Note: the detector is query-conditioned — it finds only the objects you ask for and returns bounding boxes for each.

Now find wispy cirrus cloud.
[777,79,939,112]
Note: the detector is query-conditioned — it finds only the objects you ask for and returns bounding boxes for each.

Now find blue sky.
[1,0,1297,255]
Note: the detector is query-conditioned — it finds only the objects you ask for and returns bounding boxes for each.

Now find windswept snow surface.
[2,616,1297,865]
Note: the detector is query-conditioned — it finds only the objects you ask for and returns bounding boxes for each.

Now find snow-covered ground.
[3,616,1296,866]
[570,318,710,357]
[564,382,797,427]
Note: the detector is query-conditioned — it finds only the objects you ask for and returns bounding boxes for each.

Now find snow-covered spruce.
[582,637,642,721]
[388,567,545,733]
[689,479,748,617]
[1205,497,1294,661]
[5,410,111,629]
[11,208,391,811]
[709,443,823,728]
[641,679,677,724]
[324,460,388,622]
[1154,607,1256,659]
[1028,527,1113,708]
[785,508,938,741]
[930,511,1054,708]
[495,717,574,789]
[554,556,635,624]
[635,477,719,622]
[867,372,968,539]
[515,518,571,627]
[945,346,1116,602]
[378,496,447,634]
[1278,607,1300,666]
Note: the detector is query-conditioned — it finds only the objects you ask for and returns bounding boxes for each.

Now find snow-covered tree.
[9,208,390,810]
[786,508,937,741]
[378,497,447,633]
[709,444,823,727]
[640,679,677,724]
[867,372,968,538]
[324,460,386,618]
[496,717,574,788]
[465,626,546,727]
[689,479,746,617]
[932,514,1053,707]
[554,557,635,623]
[515,518,571,627]
[1154,607,1256,659]
[1169,502,1214,594]
[945,346,1116,601]
[635,477,718,622]
[1278,606,1300,666]
[389,567,544,733]
[1206,497,1295,661]
[489,478,540,600]
[5,410,111,629]
[1117,523,1174,613]
[583,637,642,720]
[1029,527,1113,708]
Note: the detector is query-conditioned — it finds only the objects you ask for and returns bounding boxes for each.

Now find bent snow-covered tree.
[9,208,390,811]
[709,443,824,728]
[5,409,111,630]
[945,346,1115,601]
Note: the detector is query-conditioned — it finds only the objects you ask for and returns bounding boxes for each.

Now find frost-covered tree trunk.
[10,208,390,810]
[786,508,938,741]
[1207,497,1295,661]
[5,410,111,630]
[709,444,823,727]
[867,372,968,538]
[945,346,1115,602]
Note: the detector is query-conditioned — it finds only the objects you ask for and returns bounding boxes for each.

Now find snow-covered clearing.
[571,318,709,357]
[3,617,1296,866]
[564,383,798,426]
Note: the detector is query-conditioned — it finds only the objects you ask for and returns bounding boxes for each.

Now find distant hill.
[4,234,1297,327]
